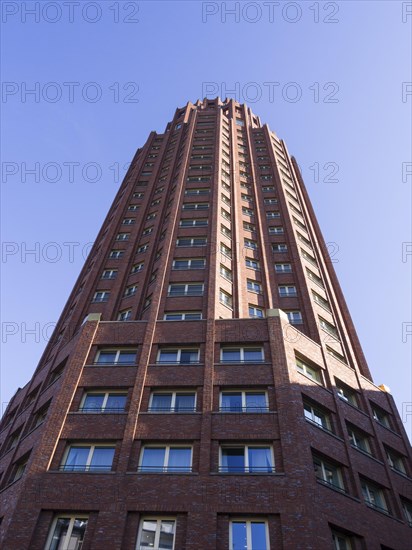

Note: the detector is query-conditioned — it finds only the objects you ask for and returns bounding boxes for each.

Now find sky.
[1,1,411,437]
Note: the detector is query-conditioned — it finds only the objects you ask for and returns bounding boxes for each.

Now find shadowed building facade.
[0,98,411,549]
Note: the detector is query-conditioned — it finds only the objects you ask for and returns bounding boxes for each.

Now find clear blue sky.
[1,1,411,437]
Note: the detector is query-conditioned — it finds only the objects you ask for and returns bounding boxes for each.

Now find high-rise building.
[0,98,411,550]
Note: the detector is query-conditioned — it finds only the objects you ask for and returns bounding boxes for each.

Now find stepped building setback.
[0,98,411,549]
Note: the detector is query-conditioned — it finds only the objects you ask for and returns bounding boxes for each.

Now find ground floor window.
[136,518,176,550]
[45,515,88,550]
[230,519,269,550]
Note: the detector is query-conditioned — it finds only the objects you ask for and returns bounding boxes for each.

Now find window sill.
[350,445,382,464]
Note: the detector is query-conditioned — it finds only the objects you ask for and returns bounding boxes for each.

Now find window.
[122,218,135,225]
[139,445,192,472]
[220,243,232,259]
[12,454,29,482]
[61,444,115,472]
[241,193,253,202]
[246,258,260,270]
[326,346,348,364]
[247,280,262,293]
[249,306,264,318]
[335,380,358,407]
[243,222,255,232]
[221,224,232,238]
[172,258,206,270]
[125,285,137,297]
[176,237,207,247]
[149,392,196,413]
[275,263,292,273]
[92,291,110,303]
[136,518,176,550]
[101,269,117,280]
[221,347,264,363]
[220,391,268,413]
[185,188,209,196]
[179,218,208,228]
[230,519,269,550]
[168,283,204,297]
[137,244,149,254]
[45,515,88,550]
[278,285,297,297]
[109,250,124,259]
[385,446,407,474]
[80,392,127,413]
[143,296,152,310]
[242,207,253,216]
[331,529,353,550]
[270,246,286,258]
[361,478,388,513]
[401,499,412,526]
[303,400,332,432]
[286,311,303,325]
[133,192,144,198]
[312,290,331,311]
[118,309,132,321]
[220,264,232,281]
[313,454,344,491]
[319,317,339,339]
[220,445,274,473]
[182,202,209,210]
[296,357,323,383]
[262,186,275,192]
[164,312,202,321]
[116,233,130,241]
[220,289,233,308]
[244,238,258,250]
[371,404,391,428]
[157,348,199,364]
[32,403,49,429]
[142,227,153,236]
[131,262,144,274]
[94,349,137,365]
[347,425,372,455]
[264,198,278,205]
[306,268,324,288]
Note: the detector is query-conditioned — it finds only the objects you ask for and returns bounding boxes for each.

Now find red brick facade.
[0,98,411,549]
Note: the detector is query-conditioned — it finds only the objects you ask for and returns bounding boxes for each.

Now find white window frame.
[157,348,200,364]
[118,309,132,321]
[172,258,206,270]
[336,381,358,407]
[229,519,270,550]
[348,426,371,454]
[244,239,258,250]
[95,348,137,365]
[92,290,110,303]
[61,443,115,472]
[331,531,352,550]
[303,401,331,431]
[219,289,233,308]
[80,391,127,413]
[163,312,202,321]
[278,285,297,297]
[101,269,118,279]
[182,202,209,210]
[131,262,144,274]
[125,285,138,297]
[139,445,193,472]
[116,233,130,241]
[361,479,388,512]
[313,455,344,490]
[219,445,274,473]
[149,391,197,413]
[275,263,292,273]
[296,357,323,383]
[167,283,204,297]
[135,517,176,550]
[109,250,124,259]
[122,218,135,225]
[45,515,89,550]
[176,237,207,247]
[219,390,268,412]
[179,219,208,227]
[247,280,262,293]
[246,258,260,270]
[249,306,264,318]
[220,346,264,363]
[286,311,303,325]
[272,244,288,253]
